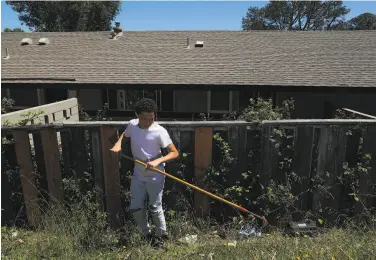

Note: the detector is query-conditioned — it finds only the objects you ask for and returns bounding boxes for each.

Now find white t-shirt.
[124,118,172,182]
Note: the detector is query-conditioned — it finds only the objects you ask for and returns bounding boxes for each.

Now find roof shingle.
[1,30,376,87]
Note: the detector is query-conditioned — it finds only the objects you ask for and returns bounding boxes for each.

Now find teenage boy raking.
[110,98,179,248]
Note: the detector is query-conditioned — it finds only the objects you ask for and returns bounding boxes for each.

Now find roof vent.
[195,41,204,48]
[109,21,123,39]
[3,48,10,60]
[38,38,50,45]
[21,38,32,45]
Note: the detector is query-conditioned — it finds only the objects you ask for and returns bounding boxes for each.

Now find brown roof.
[1,30,376,87]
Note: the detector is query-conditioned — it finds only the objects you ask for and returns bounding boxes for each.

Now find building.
[2,26,376,120]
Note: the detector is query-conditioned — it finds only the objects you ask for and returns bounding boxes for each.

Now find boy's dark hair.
[135,98,157,114]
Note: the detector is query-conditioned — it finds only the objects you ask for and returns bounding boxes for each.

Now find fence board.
[32,133,48,200]
[13,130,40,227]
[91,127,105,211]
[60,130,73,177]
[356,125,376,215]
[194,127,212,217]
[71,127,88,179]
[327,126,347,222]
[259,126,279,186]
[1,158,15,225]
[345,128,362,168]
[292,126,315,220]
[313,126,347,222]
[101,126,122,228]
[313,127,329,214]
[40,129,63,202]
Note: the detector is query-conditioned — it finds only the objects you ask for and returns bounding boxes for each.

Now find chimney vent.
[38,38,50,45]
[110,21,123,39]
[195,41,204,48]
[21,38,32,45]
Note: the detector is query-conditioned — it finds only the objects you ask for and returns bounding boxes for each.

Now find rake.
[121,153,269,227]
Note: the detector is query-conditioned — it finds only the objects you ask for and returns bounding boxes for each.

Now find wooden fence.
[2,119,376,228]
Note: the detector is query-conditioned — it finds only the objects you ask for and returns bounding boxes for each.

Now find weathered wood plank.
[101,126,122,228]
[194,127,212,217]
[40,129,63,202]
[13,130,40,227]
[345,128,362,168]
[355,125,376,216]
[227,126,248,183]
[313,126,347,222]
[237,126,248,174]
[60,130,73,178]
[32,133,48,200]
[91,127,105,211]
[292,126,315,220]
[71,127,88,179]
[259,126,279,186]
[1,156,15,226]
[228,126,239,185]
[167,127,181,174]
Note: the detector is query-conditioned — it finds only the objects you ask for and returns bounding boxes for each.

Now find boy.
[110,98,179,247]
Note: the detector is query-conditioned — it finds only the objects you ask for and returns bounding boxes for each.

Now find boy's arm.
[110,123,132,152]
[110,132,125,152]
[146,143,179,170]
[145,129,179,170]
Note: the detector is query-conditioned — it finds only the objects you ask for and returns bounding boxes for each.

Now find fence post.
[13,130,40,227]
[101,126,122,228]
[194,127,212,217]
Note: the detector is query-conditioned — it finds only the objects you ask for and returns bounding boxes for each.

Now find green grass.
[2,217,376,260]
[2,192,375,260]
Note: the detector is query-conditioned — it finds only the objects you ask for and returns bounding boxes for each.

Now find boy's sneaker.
[152,234,169,249]
[143,233,155,244]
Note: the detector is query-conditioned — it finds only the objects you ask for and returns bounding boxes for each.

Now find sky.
[1,1,376,32]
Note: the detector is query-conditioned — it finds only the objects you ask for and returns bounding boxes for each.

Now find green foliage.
[349,12,376,30]
[3,28,24,32]
[1,97,15,114]
[79,103,112,121]
[6,1,121,32]
[242,1,350,31]
[238,97,294,123]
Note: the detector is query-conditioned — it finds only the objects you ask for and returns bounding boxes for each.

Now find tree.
[6,1,121,32]
[3,28,24,32]
[242,1,350,31]
[349,13,376,30]
[242,7,268,30]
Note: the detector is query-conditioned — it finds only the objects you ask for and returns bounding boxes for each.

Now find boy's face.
[137,111,155,129]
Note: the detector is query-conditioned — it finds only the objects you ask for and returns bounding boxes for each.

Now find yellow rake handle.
[121,153,267,223]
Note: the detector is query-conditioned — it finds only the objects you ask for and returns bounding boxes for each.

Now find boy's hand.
[145,159,161,171]
[110,143,122,153]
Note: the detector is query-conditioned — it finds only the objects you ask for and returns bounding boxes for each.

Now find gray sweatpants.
[129,176,167,237]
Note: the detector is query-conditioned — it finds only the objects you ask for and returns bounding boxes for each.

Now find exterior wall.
[276,91,376,118]
[1,98,79,126]
[78,89,102,111]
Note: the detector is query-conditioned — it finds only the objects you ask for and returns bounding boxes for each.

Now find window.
[8,89,39,107]
[106,89,174,111]
[208,90,232,113]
